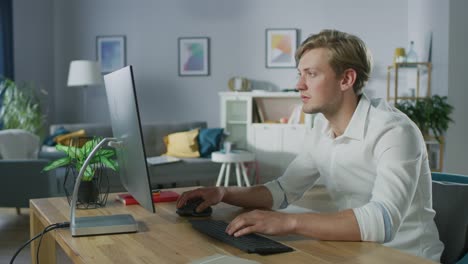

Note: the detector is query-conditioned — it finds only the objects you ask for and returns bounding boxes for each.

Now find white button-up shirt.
[264,94,444,261]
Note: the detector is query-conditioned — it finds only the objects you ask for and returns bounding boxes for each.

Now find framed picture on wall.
[178,37,210,76]
[96,35,126,73]
[265,29,299,68]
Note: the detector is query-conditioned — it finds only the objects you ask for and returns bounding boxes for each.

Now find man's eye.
[307,72,316,77]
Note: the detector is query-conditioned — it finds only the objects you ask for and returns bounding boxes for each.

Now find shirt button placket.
[329,139,339,192]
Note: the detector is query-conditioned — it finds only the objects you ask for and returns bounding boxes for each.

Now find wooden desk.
[30,187,434,264]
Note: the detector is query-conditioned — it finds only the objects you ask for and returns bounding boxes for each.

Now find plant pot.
[63,164,110,209]
[78,181,99,205]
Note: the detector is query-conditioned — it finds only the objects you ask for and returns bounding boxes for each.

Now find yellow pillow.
[54,129,86,146]
[163,129,200,158]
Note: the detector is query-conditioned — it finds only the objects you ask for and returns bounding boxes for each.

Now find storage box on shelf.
[219,91,314,182]
[386,62,444,171]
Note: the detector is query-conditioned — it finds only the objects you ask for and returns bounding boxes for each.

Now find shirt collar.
[342,93,371,141]
[321,93,371,141]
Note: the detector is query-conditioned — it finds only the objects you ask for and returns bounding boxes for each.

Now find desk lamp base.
[71,214,137,237]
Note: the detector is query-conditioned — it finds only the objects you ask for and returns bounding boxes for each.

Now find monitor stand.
[70,138,138,237]
[71,214,137,237]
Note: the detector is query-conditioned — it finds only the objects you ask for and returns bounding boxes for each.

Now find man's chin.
[302,106,320,115]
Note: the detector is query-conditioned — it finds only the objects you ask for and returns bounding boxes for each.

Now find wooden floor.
[1,186,334,263]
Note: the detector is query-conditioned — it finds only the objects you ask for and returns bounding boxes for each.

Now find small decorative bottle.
[406,41,418,63]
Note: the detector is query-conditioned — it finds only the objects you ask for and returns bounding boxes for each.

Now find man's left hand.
[226,210,296,237]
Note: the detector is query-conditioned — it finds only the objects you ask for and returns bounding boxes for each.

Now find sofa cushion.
[198,128,224,157]
[54,129,86,146]
[164,129,200,158]
[43,126,70,146]
[143,121,206,157]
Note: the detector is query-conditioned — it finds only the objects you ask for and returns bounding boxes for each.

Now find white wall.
[14,0,408,127]
[408,0,449,96]
[445,0,468,174]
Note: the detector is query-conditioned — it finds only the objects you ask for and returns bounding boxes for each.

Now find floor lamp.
[67,60,103,122]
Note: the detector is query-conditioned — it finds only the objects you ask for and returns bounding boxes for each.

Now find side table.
[211,150,255,187]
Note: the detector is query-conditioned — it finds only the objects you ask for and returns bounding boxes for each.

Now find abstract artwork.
[266,29,299,68]
[178,37,210,76]
[96,35,126,73]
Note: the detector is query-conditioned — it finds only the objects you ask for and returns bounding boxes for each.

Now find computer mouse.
[176,198,212,217]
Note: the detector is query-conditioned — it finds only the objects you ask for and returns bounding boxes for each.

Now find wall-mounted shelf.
[386,62,432,104]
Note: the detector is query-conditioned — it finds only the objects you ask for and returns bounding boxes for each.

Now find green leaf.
[396,95,454,140]
[83,165,94,181]
[80,138,102,158]
[100,156,118,171]
[0,79,44,136]
[42,157,71,172]
[89,150,115,164]
[96,149,115,158]
[56,144,79,159]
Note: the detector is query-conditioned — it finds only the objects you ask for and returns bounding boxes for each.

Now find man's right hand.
[176,187,226,213]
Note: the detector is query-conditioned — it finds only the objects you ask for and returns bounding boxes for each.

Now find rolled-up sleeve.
[353,124,423,243]
[264,149,320,210]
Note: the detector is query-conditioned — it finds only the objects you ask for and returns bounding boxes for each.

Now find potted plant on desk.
[43,137,118,208]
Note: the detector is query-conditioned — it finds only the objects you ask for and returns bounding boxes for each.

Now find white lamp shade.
[67,60,103,87]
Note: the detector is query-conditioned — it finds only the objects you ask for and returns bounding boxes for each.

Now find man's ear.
[340,68,357,92]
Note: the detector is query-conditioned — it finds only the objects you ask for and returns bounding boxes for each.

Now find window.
[0,0,13,80]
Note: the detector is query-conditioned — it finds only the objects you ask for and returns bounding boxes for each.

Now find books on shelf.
[253,98,265,123]
[117,191,180,205]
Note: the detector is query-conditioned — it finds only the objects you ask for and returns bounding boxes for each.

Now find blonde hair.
[296,29,372,94]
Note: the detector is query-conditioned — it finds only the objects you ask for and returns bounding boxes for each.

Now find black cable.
[36,222,70,264]
[10,222,70,264]
[36,224,58,264]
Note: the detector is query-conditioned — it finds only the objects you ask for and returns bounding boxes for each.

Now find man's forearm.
[290,209,361,241]
[221,185,273,209]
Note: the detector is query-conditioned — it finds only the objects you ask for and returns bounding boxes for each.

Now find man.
[177,29,443,261]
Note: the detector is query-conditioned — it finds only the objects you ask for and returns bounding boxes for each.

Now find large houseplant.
[395,95,454,142]
[43,137,118,208]
[0,79,45,137]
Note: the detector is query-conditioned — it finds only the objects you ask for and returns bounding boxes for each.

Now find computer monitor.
[103,65,155,213]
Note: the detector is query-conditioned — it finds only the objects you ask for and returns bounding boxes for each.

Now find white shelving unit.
[219,91,314,182]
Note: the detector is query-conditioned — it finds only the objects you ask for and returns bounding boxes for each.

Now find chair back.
[0,129,40,159]
[432,172,468,264]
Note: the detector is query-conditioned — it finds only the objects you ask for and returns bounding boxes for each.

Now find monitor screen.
[103,66,155,213]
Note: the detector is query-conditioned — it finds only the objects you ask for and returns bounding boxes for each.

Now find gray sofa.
[0,159,56,210]
[40,121,221,195]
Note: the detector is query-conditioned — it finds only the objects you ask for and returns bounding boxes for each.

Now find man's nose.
[296,77,306,90]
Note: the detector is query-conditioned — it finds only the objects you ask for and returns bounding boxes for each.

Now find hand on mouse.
[177,187,225,213]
